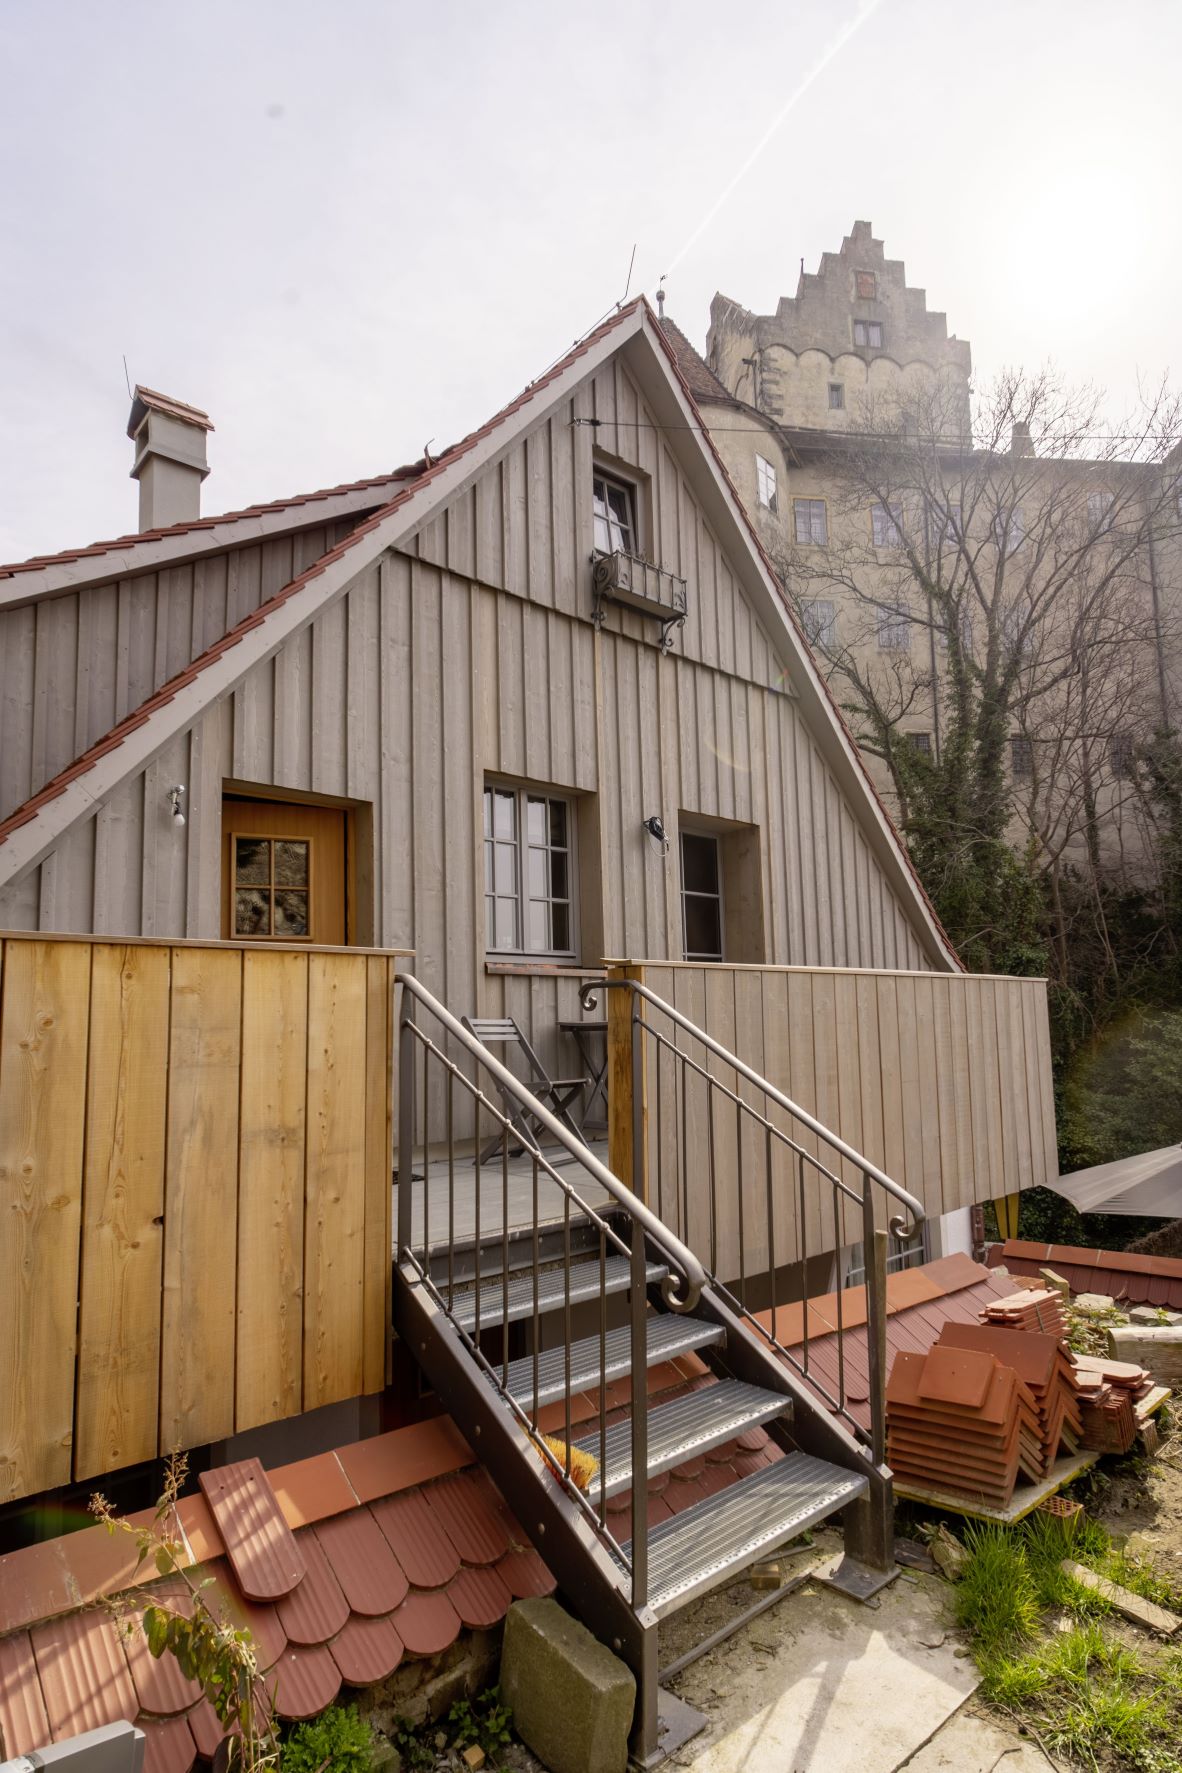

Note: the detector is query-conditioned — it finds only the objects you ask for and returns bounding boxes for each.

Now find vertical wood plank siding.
[0,935,396,1506]
[0,362,937,1115]
[632,962,1056,1284]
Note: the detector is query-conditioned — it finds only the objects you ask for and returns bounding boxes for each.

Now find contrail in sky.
[663,0,889,278]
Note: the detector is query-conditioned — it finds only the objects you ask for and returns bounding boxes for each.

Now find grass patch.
[948,1512,1182,1771]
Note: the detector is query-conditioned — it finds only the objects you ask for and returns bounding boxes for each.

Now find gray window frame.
[876,601,911,651]
[680,829,724,962]
[801,598,837,648]
[828,382,845,410]
[592,469,638,557]
[854,319,883,348]
[484,783,577,960]
[793,497,829,546]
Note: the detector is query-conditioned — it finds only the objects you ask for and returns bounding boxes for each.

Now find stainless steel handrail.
[581,977,925,1236]
[396,969,707,1309]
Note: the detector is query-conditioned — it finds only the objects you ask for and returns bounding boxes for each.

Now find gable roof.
[657,315,733,404]
[0,298,961,971]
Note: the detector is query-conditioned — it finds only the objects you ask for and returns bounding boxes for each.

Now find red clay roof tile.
[0,1631,51,1757]
[312,1510,408,1617]
[186,1698,225,1759]
[200,1460,306,1604]
[425,1472,511,1568]
[268,1453,359,1529]
[0,1541,75,1637]
[389,1590,461,1658]
[121,1612,203,1717]
[31,1609,139,1742]
[445,1565,513,1631]
[334,1421,472,1505]
[201,1563,287,1672]
[136,1716,197,1773]
[327,1615,404,1688]
[495,1548,555,1601]
[273,1534,349,1647]
[368,1490,461,1590]
[266,1643,341,1721]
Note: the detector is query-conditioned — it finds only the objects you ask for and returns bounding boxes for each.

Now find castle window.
[856,271,877,300]
[801,599,837,647]
[872,502,904,548]
[854,320,883,349]
[828,383,845,410]
[793,498,828,546]
[877,602,911,651]
[755,454,778,512]
[1011,736,1033,780]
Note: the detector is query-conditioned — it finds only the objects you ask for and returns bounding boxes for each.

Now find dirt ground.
[1088,1408,1182,1584]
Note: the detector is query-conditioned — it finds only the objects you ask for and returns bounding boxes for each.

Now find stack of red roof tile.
[979,1288,1068,1337]
[935,1324,1082,1478]
[1071,1354,1150,1454]
[886,1345,1044,1506]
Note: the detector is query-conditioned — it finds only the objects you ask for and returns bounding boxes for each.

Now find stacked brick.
[1073,1354,1153,1454]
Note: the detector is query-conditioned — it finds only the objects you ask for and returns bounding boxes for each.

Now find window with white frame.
[755,453,778,512]
[793,498,828,545]
[854,320,883,348]
[680,831,723,961]
[872,502,903,548]
[801,598,837,648]
[484,784,575,957]
[592,471,637,555]
[931,499,961,543]
[877,602,911,651]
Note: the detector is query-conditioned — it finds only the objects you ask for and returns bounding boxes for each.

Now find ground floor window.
[842,1220,928,1289]
[484,784,575,957]
[681,830,724,961]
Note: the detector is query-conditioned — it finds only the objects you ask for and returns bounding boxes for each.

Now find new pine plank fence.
[0,933,402,1505]
[606,961,1057,1283]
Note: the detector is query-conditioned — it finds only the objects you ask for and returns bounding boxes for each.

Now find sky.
[1,0,1179,564]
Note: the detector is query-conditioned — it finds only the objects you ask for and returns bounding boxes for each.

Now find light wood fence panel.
[0,933,400,1506]
[622,961,1056,1284]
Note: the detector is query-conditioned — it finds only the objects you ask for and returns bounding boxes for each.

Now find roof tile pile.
[935,1323,1082,1478]
[988,1241,1182,1312]
[886,1345,1045,1506]
[1072,1354,1152,1455]
[980,1288,1068,1337]
[0,1357,772,1773]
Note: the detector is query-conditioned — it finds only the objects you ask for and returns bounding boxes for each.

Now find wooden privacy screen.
[0,935,399,1505]
[613,962,1057,1283]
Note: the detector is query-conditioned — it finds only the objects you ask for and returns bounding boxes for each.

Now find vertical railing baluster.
[735,1081,746,1312]
[501,1130,510,1389]
[863,1181,888,1466]
[421,1040,430,1266]
[563,1194,572,1483]
[447,1073,455,1312]
[765,1125,774,1316]
[679,1054,689,1245]
[397,989,415,1261]
[833,1175,845,1414]
[707,1084,717,1277]
[473,1112,482,1347]
[630,1216,649,1611]
[655,1038,664,1226]
[531,1154,540,1436]
[798,1152,808,1379]
[599,1221,608,1529]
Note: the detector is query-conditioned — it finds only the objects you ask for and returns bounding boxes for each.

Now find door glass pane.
[273,890,309,937]
[235,837,270,885]
[684,895,722,959]
[274,839,309,886]
[235,888,271,936]
[681,832,719,894]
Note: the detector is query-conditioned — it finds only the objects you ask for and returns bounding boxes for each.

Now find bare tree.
[778,370,1182,972]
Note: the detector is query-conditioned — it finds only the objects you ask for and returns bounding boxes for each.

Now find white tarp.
[1050,1145,1182,1217]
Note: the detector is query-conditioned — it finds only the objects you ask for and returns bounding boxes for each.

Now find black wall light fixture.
[643,814,669,856]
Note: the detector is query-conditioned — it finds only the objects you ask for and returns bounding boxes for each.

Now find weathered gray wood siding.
[0,359,934,1068]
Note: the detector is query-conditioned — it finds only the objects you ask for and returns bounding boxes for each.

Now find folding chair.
[462,1016,587,1162]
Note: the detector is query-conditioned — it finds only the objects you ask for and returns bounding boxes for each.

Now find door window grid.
[681,830,724,961]
[484,786,575,957]
[232,834,312,939]
[592,472,637,555]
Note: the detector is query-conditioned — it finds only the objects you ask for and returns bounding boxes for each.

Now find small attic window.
[592,471,637,555]
[856,271,877,300]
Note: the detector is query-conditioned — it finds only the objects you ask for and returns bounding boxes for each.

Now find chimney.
[127,385,213,530]
[1010,419,1035,456]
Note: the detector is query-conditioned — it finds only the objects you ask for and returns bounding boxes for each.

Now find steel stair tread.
[447,1257,667,1333]
[502,1314,725,1411]
[624,1450,869,1617]
[574,1379,790,1497]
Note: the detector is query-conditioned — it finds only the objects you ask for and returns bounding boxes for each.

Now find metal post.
[396,984,416,1259]
[863,1186,889,1468]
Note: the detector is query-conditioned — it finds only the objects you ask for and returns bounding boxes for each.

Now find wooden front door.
[222,796,348,944]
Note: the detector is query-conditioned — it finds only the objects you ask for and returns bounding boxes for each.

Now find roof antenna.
[122,354,132,399]
[617,242,637,309]
[656,275,667,321]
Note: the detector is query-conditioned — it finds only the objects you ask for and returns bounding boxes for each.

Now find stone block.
[1129,1305,1182,1326]
[500,1598,635,1773]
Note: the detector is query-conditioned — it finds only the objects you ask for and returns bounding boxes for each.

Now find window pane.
[494,898,518,949]
[527,899,550,951]
[494,843,516,894]
[235,837,270,885]
[483,790,493,837]
[682,832,719,894]
[235,888,271,936]
[492,790,516,838]
[593,511,612,552]
[484,841,494,894]
[549,849,568,900]
[273,890,309,937]
[526,796,547,843]
[552,902,570,952]
[274,839,308,886]
[527,846,548,899]
[548,799,567,847]
[684,894,722,960]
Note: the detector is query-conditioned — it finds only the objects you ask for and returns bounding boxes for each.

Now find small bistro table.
[559,1018,609,1132]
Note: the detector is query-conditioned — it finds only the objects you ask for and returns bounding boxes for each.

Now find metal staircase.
[392,972,924,1766]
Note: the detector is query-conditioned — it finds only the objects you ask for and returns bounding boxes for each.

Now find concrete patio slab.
[667,1563,979,1773]
[899,1705,1054,1772]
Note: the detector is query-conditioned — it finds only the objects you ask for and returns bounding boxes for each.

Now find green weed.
[954,1523,1040,1652]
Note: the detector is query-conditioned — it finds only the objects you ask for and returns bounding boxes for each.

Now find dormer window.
[856,271,877,300]
[592,471,637,554]
[854,320,883,349]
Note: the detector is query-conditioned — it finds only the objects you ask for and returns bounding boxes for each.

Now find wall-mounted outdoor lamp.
[167,784,186,829]
[642,814,669,856]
